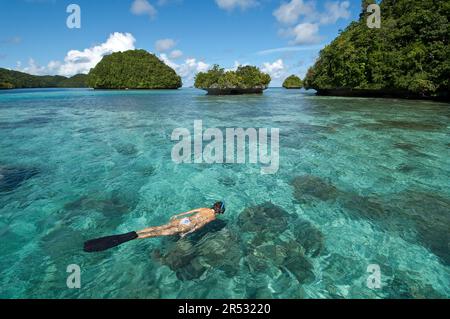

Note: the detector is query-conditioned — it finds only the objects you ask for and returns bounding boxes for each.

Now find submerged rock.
[40,226,84,265]
[64,193,136,218]
[114,143,138,156]
[397,164,416,173]
[291,175,340,203]
[139,165,156,177]
[160,239,196,271]
[340,189,450,265]
[282,252,315,284]
[293,219,325,257]
[237,202,291,234]
[394,142,418,151]
[175,256,208,281]
[393,142,432,158]
[341,194,387,222]
[156,226,241,280]
[156,202,324,283]
[237,203,318,284]
[196,228,242,277]
[218,176,236,187]
[189,219,228,243]
[384,270,446,299]
[0,165,39,193]
[394,192,450,266]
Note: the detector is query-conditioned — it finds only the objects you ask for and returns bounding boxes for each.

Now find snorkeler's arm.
[170,209,201,221]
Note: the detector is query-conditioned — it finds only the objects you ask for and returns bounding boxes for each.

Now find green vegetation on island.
[87,50,182,89]
[304,0,450,100]
[283,75,303,89]
[0,68,88,89]
[194,65,271,95]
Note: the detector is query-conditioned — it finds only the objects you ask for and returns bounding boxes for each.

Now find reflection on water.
[0,88,449,298]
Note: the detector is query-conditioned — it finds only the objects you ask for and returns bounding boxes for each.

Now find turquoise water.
[0,88,449,299]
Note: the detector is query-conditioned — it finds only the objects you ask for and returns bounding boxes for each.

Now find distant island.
[282,75,303,89]
[194,65,271,95]
[304,0,449,101]
[87,49,182,90]
[0,68,88,89]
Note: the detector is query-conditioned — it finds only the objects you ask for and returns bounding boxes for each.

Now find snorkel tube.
[213,201,226,214]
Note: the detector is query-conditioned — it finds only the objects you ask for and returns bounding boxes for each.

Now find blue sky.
[0,0,361,86]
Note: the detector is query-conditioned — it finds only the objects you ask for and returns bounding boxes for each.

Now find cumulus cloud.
[274,0,351,45]
[155,38,176,52]
[160,53,209,85]
[21,58,47,75]
[215,0,259,11]
[320,1,351,24]
[273,0,315,25]
[289,23,321,45]
[169,49,183,59]
[261,59,286,79]
[225,61,249,72]
[131,0,157,19]
[20,32,136,76]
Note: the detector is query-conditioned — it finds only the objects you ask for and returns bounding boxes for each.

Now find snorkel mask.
[213,201,226,214]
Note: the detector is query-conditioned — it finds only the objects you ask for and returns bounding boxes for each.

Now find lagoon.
[0,88,449,298]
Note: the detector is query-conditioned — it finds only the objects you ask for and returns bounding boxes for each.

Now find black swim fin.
[83,231,138,253]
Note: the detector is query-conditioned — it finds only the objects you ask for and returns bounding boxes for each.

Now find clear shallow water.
[0,88,449,299]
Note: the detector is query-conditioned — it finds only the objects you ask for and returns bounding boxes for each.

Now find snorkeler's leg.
[137,224,181,239]
[138,225,166,234]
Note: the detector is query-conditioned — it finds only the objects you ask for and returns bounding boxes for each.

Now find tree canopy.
[87,49,182,89]
[194,65,271,90]
[304,0,450,99]
[283,75,303,89]
[0,68,88,89]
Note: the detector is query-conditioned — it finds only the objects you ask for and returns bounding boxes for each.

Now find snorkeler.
[83,201,226,253]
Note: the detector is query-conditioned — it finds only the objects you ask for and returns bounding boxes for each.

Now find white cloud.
[215,0,258,11]
[273,0,315,25]
[169,49,183,59]
[256,44,323,55]
[225,61,249,72]
[131,0,157,19]
[160,53,209,85]
[20,32,136,76]
[261,59,285,79]
[273,0,351,45]
[289,23,321,45]
[274,0,350,25]
[21,58,47,75]
[155,38,176,52]
[320,1,351,24]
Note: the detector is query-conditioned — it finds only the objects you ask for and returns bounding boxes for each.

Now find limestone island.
[194,65,271,95]
[282,75,303,89]
[303,0,449,101]
[87,49,182,90]
[0,68,88,89]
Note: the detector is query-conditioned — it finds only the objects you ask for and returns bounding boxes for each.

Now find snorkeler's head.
[213,201,226,214]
